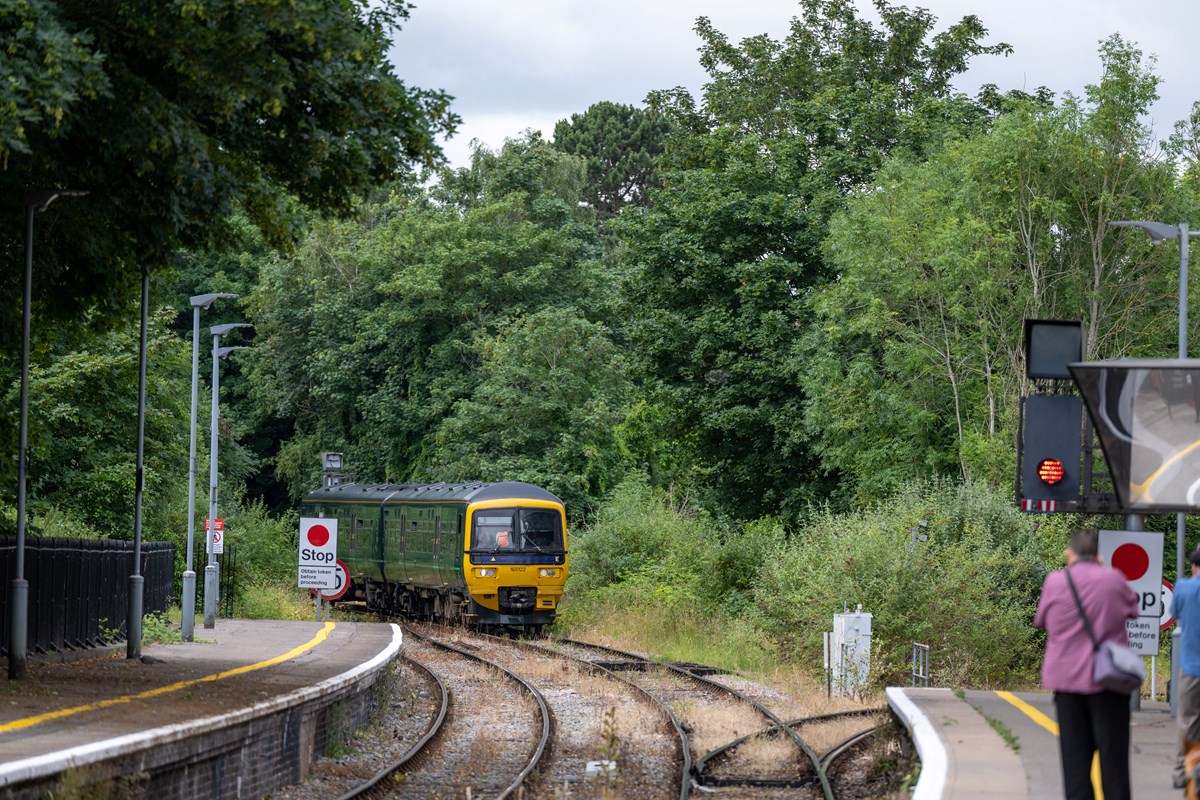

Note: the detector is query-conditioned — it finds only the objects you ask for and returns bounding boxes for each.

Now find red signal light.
[1037,458,1065,485]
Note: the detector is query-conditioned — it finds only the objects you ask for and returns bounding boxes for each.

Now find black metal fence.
[219,543,237,618]
[0,536,175,656]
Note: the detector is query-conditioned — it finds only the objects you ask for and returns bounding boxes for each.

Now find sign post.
[1099,529,1165,656]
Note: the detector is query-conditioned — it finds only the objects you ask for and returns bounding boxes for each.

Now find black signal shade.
[1037,458,1065,485]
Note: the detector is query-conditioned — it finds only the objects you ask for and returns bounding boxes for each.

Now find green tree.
[2,304,192,539]
[616,0,1009,518]
[246,138,618,504]
[552,101,670,217]
[0,0,458,337]
[802,36,1186,499]
[427,307,630,518]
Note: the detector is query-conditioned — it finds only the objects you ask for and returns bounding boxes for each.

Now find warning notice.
[298,518,338,590]
[298,565,335,589]
[1099,529,1164,656]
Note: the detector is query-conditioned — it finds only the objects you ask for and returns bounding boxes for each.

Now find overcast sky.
[392,0,1199,169]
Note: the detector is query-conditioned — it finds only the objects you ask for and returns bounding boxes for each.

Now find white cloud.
[394,0,1200,168]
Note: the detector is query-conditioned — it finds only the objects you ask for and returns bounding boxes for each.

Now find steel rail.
[487,630,695,800]
[334,655,449,800]
[820,726,877,772]
[407,625,553,800]
[694,707,885,784]
[551,634,836,799]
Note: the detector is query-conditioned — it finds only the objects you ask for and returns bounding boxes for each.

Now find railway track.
[418,624,685,799]
[533,636,887,800]
[304,611,894,799]
[336,625,550,799]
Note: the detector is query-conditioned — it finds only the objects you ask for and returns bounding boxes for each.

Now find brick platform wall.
[5,661,397,800]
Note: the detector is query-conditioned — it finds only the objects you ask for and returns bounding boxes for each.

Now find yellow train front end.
[461,496,568,629]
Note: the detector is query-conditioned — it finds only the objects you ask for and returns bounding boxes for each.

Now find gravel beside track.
[269,657,438,800]
[427,626,680,799]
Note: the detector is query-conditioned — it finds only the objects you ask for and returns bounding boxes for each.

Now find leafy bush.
[566,476,1071,689]
[210,493,299,613]
[755,479,1065,687]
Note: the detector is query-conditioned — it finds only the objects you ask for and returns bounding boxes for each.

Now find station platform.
[0,619,402,799]
[889,687,1181,799]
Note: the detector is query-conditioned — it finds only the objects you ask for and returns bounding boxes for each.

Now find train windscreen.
[472,508,563,552]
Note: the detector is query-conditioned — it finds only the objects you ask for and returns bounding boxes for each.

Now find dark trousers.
[1053,690,1131,800]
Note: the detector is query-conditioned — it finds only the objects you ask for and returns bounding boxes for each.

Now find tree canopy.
[8,3,1200,549]
[614,0,1011,518]
[802,35,1187,500]
[552,101,670,217]
[0,0,459,337]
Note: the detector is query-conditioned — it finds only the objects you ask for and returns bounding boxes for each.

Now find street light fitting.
[182,291,238,643]
[190,292,238,310]
[210,322,253,337]
[11,186,87,680]
[23,189,88,213]
[216,345,250,359]
[1112,220,1198,243]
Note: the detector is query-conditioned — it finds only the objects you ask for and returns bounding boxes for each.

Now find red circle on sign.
[1111,543,1149,581]
[307,524,329,547]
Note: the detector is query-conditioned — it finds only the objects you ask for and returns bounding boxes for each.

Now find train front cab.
[462,497,567,628]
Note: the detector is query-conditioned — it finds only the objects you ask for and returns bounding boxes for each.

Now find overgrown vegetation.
[562,478,1073,689]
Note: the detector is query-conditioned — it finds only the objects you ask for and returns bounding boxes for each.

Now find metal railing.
[219,543,237,618]
[911,642,930,687]
[0,536,174,654]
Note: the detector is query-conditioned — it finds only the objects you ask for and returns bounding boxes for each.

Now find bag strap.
[1064,567,1101,652]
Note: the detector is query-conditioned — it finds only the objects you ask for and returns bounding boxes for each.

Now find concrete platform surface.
[0,619,401,787]
[889,687,1181,799]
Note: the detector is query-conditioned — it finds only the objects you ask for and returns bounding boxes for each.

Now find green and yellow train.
[299,480,568,629]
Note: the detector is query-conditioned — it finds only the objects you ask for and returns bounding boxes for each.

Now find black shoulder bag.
[1063,567,1144,694]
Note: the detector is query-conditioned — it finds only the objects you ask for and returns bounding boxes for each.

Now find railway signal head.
[1021,394,1083,504]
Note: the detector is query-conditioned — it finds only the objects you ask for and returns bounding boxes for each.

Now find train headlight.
[474,568,497,578]
[538,568,557,578]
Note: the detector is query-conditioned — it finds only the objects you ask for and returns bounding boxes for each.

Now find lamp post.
[127,266,150,660]
[182,294,237,642]
[1112,219,1200,715]
[9,189,86,681]
[202,324,251,628]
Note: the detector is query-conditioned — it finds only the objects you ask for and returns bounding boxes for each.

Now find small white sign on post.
[205,518,225,554]
[298,517,338,590]
[1099,529,1164,656]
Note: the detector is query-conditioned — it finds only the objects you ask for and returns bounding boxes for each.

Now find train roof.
[301,480,564,506]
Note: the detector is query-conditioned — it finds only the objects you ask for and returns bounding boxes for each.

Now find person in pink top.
[1034,527,1139,800]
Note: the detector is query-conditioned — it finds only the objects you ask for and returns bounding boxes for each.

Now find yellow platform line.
[996,690,1104,798]
[0,622,336,735]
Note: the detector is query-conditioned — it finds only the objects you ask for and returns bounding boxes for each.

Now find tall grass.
[559,600,777,673]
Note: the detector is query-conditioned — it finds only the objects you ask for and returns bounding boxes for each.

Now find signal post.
[1018,318,1200,713]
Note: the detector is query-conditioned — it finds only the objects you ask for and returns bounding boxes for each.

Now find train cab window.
[518,509,562,550]
[473,512,512,549]
[472,508,562,552]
